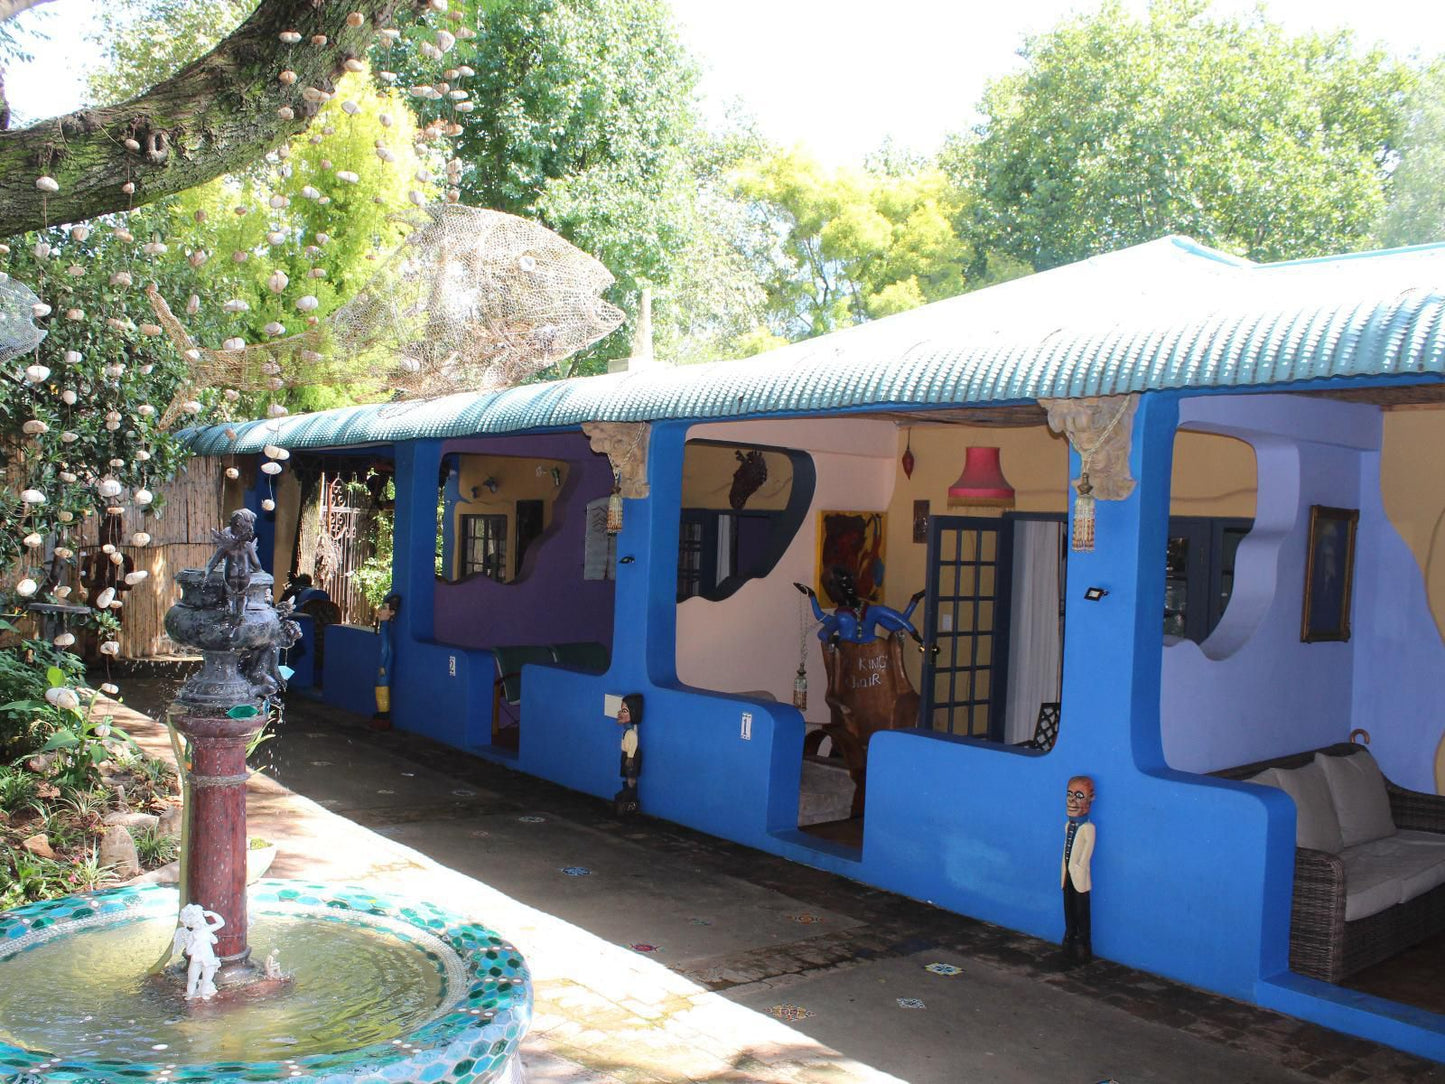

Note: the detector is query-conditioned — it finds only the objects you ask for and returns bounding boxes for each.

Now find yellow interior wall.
[1170,431,1258,518]
[1381,408,1445,642]
[448,454,570,580]
[680,444,794,511]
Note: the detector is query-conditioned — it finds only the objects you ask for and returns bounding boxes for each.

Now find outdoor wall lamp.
[1083,586,1108,601]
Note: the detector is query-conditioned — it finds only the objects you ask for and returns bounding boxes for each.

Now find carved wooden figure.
[821,636,920,818]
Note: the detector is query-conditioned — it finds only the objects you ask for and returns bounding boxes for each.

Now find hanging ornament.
[902,430,915,479]
[606,472,624,535]
[1072,473,1096,553]
[793,665,808,711]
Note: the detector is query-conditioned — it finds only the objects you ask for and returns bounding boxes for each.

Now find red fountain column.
[174,713,264,975]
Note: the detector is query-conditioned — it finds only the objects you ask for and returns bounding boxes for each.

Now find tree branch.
[0,0,417,238]
[0,0,58,25]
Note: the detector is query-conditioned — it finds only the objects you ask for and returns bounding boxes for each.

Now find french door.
[921,516,1006,739]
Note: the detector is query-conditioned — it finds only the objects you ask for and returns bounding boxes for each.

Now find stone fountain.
[0,511,531,1083]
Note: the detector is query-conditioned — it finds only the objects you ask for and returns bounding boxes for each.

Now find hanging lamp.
[946,447,1015,508]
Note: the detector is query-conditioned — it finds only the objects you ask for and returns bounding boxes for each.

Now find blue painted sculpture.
[794,567,925,646]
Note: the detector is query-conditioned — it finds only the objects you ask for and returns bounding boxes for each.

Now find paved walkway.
[111,685,1444,1084]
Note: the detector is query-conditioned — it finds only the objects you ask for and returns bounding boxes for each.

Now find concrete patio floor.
[107,680,1445,1084]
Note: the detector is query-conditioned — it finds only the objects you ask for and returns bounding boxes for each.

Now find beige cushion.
[1317,751,1396,848]
[1362,831,1445,903]
[1250,761,1344,853]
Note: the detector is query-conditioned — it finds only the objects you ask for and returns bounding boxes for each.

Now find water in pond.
[0,912,449,1062]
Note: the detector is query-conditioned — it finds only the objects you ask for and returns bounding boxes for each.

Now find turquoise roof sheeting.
[184,236,1445,455]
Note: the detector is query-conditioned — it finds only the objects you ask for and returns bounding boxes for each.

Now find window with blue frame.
[1163,516,1253,642]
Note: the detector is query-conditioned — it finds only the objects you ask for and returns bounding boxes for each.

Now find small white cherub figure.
[173,903,226,1000]
[263,948,283,980]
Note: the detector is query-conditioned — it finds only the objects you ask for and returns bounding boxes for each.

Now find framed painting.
[1301,505,1358,643]
[815,510,886,606]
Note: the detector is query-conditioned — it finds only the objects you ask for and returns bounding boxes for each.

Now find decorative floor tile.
[791,913,823,924]
[629,943,659,953]
[896,997,927,1009]
[924,962,963,976]
[452,788,477,797]
[766,1004,814,1022]
[518,815,546,824]
[560,866,591,876]
[689,918,713,926]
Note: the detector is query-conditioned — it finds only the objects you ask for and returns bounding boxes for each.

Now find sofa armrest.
[1289,847,1348,983]
[1386,781,1445,834]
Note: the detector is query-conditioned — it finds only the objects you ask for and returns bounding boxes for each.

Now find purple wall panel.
[433,432,616,650]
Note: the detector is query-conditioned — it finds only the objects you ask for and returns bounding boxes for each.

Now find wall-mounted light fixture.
[947,446,1015,508]
[1083,586,1108,601]
[481,476,499,494]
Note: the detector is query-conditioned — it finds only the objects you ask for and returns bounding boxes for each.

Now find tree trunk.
[0,0,416,238]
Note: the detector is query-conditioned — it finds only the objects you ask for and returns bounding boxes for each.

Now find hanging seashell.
[110,271,133,287]
[70,224,90,242]
[100,682,119,695]
[261,461,283,475]
[223,389,241,402]
[97,478,123,498]
[302,87,327,103]
[267,230,287,245]
[60,431,78,443]
[104,363,125,379]
[277,106,296,121]
[142,241,167,255]
[123,137,140,152]
[135,449,151,460]
[131,532,152,546]
[54,586,71,598]
[279,30,301,43]
[261,498,277,512]
[181,400,203,414]
[232,250,249,263]
[269,194,290,210]
[15,578,38,598]
[139,323,162,336]
[377,70,397,83]
[139,363,153,375]
[20,489,45,504]
[124,570,149,585]
[46,685,80,708]
[300,185,322,201]
[58,471,76,483]
[267,403,289,418]
[308,267,327,279]
[95,587,115,608]
[109,551,124,566]
[66,264,85,277]
[436,29,456,52]
[189,250,210,268]
[379,27,400,41]
[109,458,125,468]
[344,58,365,73]
[23,532,42,548]
[448,89,468,100]
[186,294,200,315]
[184,348,201,362]
[53,632,76,648]
[311,34,327,45]
[101,544,116,555]
[225,466,240,479]
[65,308,84,320]
[21,419,48,435]
[99,641,120,656]
[346,10,365,26]
[376,146,395,163]
[278,69,297,85]
[408,190,426,207]
[224,299,251,313]
[133,488,154,506]
[267,270,289,293]
[342,100,361,115]
[33,241,51,259]
[24,364,50,382]
[263,444,291,460]
[337,171,359,184]
[264,321,286,337]
[56,511,73,522]
[315,232,331,244]
[121,182,135,195]
[35,175,59,192]
[295,295,319,312]
[54,546,73,559]
[31,301,51,318]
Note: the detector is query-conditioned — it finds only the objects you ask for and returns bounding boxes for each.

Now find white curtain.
[1004,520,1065,744]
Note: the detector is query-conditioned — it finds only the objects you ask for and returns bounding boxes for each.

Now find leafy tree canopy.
[1375,61,1445,248]
[953,0,1413,271]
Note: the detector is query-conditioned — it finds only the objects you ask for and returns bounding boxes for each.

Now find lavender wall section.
[1162,395,1378,773]
[1351,452,1445,792]
[433,432,615,650]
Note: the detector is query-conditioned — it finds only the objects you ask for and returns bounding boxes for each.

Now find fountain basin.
[0,881,531,1083]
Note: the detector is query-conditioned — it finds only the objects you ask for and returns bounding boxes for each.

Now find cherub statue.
[173,903,226,1000]
[206,509,265,619]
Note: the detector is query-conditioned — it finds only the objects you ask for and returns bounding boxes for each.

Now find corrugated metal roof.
[184,235,1445,455]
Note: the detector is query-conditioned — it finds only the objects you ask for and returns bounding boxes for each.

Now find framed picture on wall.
[815,510,886,606]
[1301,505,1358,643]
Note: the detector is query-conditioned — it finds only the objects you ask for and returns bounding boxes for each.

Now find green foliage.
[392,0,766,369]
[350,500,396,612]
[1376,61,1445,248]
[133,826,180,867]
[732,149,971,341]
[957,0,1413,272]
[0,624,87,762]
[86,0,249,104]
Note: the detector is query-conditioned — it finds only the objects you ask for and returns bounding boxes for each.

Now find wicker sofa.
[1214,742,1445,983]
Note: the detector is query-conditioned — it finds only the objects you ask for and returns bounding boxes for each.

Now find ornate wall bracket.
[582,421,651,498]
[1040,394,1139,501]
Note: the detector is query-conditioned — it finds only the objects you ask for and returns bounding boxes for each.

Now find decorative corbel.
[582,421,651,499]
[1040,394,1138,551]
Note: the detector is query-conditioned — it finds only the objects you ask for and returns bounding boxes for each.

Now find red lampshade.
[947,446,1015,508]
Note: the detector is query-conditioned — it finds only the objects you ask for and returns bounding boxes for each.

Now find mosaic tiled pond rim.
[0,881,531,1084]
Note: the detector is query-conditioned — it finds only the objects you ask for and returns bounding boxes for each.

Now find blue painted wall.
[321,623,382,718]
